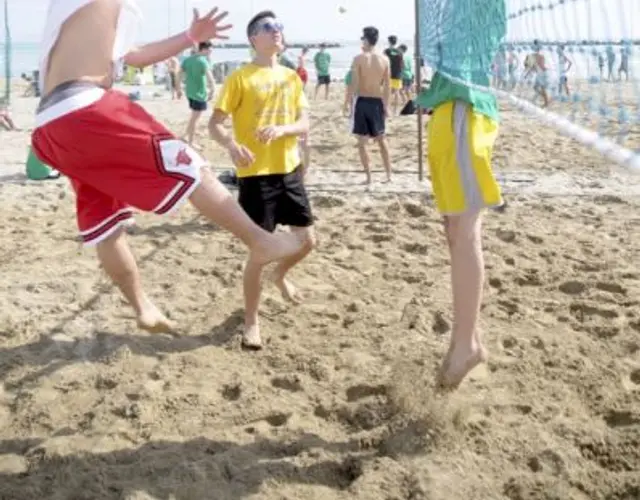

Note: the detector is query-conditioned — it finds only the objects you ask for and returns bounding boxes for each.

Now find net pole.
[413,0,424,181]
[3,0,10,105]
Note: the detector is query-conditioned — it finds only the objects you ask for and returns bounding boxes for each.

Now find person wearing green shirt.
[180,41,215,149]
[313,43,332,99]
[415,0,506,390]
[399,44,414,103]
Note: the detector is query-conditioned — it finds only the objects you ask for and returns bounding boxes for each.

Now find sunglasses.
[253,21,284,35]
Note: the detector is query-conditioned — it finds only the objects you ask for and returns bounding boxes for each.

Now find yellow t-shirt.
[215,63,308,178]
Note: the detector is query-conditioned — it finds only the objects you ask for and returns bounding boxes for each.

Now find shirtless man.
[344,26,392,184]
[166,56,182,99]
[532,41,549,107]
[30,0,304,333]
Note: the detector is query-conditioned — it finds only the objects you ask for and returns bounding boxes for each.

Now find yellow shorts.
[427,101,502,215]
[390,78,403,90]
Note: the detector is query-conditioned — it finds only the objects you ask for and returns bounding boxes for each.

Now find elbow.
[123,51,146,69]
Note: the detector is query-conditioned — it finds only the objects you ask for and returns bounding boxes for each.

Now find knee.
[301,228,317,251]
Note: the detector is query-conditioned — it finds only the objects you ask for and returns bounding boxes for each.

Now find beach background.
[0,1,639,498]
[1,72,639,498]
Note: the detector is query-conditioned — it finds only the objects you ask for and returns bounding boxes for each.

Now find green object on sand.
[26,147,58,180]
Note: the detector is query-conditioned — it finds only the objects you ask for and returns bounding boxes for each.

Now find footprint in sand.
[271,375,302,392]
[558,280,588,295]
[221,383,242,401]
[595,281,627,295]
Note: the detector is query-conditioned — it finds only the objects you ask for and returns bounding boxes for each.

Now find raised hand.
[188,7,233,43]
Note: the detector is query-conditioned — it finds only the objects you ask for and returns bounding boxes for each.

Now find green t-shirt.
[416,71,499,122]
[181,54,210,102]
[401,55,413,80]
[314,51,331,76]
[344,70,352,86]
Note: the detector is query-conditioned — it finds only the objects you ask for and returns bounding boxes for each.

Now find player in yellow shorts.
[384,35,404,114]
[426,100,502,214]
[390,78,402,90]
[416,0,506,389]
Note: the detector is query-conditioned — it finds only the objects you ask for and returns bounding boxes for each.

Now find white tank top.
[39,0,142,91]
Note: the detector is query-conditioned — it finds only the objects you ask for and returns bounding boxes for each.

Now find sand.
[0,80,639,500]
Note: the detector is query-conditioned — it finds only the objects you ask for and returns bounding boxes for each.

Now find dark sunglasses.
[252,21,284,35]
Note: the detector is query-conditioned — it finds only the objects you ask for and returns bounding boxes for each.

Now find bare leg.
[271,226,316,303]
[189,168,303,266]
[375,136,392,182]
[96,228,175,333]
[184,110,202,148]
[356,136,372,184]
[324,84,330,100]
[437,211,488,389]
[242,258,264,349]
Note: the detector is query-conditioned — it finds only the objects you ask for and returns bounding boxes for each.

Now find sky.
[3,0,639,44]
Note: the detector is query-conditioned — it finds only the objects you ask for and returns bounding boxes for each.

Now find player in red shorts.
[31,0,304,334]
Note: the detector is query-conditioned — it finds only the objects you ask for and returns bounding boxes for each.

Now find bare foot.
[436,342,488,390]
[250,231,303,266]
[136,303,177,334]
[271,272,303,304]
[242,324,263,350]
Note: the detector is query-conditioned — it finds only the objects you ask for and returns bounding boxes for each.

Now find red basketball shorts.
[32,85,204,246]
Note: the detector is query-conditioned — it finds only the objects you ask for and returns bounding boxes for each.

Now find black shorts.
[317,75,331,85]
[352,96,385,137]
[188,99,207,111]
[238,165,313,232]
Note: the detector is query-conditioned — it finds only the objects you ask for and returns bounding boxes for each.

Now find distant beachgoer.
[0,102,16,131]
[557,45,572,96]
[31,1,304,335]
[384,35,404,114]
[181,40,215,149]
[619,47,629,81]
[210,10,315,349]
[314,43,331,99]
[296,47,309,87]
[507,48,518,89]
[606,46,616,81]
[345,26,392,184]
[493,48,507,89]
[398,44,413,103]
[532,41,549,107]
[167,56,182,99]
[598,52,605,80]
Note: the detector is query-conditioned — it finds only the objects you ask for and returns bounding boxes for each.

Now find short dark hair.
[388,35,397,45]
[362,26,379,46]
[247,10,276,38]
[198,41,213,51]
[399,44,408,52]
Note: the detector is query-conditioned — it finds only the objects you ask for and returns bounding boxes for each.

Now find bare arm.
[208,109,234,148]
[345,58,358,107]
[382,61,390,113]
[278,108,309,137]
[124,32,193,68]
[206,69,215,98]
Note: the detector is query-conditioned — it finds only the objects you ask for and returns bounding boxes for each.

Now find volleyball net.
[418,0,640,171]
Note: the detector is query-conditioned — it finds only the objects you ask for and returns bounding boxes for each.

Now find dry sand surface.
[0,82,639,500]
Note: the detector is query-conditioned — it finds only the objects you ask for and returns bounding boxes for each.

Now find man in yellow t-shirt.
[209,10,315,350]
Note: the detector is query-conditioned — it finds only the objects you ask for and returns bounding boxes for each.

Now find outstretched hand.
[188,7,233,43]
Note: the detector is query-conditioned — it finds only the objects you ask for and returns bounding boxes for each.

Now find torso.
[42,0,140,96]
[353,52,389,99]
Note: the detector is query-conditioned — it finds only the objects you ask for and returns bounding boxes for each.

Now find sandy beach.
[0,80,639,499]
